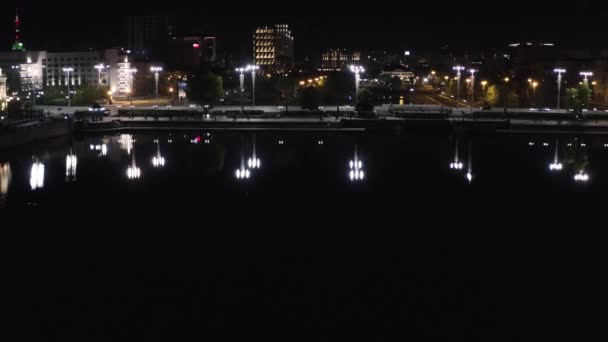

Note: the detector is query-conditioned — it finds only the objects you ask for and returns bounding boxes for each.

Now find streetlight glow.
[246,64,260,107]
[150,66,163,98]
[554,68,566,110]
[453,66,465,104]
[63,67,74,106]
[349,65,365,105]
[580,71,593,85]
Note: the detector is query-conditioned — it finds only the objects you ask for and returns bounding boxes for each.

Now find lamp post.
[94,64,105,86]
[236,67,246,113]
[150,66,163,98]
[469,69,476,106]
[453,66,465,106]
[246,65,260,107]
[580,71,593,85]
[503,77,510,114]
[62,67,73,107]
[349,65,365,106]
[554,68,566,110]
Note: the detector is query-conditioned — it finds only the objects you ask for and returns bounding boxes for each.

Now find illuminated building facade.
[42,50,120,87]
[320,49,361,71]
[0,163,10,208]
[0,68,7,103]
[253,25,294,72]
[111,56,135,99]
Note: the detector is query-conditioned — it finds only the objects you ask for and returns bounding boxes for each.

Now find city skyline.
[0,2,606,60]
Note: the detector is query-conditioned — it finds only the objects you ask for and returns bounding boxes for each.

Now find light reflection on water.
[0,132,606,207]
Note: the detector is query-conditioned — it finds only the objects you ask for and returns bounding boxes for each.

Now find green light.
[11,41,25,51]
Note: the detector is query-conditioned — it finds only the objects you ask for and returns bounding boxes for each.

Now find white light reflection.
[126,145,141,180]
[30,161,45,190]
[247,136,261,170]
[450,139,464,170]
[66,152,77,181]
[349,147,365,182]
[1,163,11,200]
[119,134,133,155]
[574,171,590,183]
[466,141,473,183]
[549,139,562,172]
[152,140,166,168]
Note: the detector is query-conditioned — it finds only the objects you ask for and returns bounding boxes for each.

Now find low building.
[43,49,122,87]
[320,49,361,71]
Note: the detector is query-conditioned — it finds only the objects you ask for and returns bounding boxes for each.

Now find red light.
[193,43,200,49]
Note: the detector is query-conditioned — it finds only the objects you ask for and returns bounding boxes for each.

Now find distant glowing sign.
[193,43,200,48]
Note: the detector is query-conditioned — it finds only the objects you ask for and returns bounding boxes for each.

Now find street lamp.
[150,66,163,98]
[453,66,465,105]
[94,64,106,86]
[580,71,593,85]
[469,69,476,106]
[349,65,365,106]
[62,67,74,107]
[554,68,566,110]
[246,65,260,107]
[528,79,539,107]
[236,67,246,113]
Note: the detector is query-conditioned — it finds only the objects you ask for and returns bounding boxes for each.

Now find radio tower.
[12,8,25,51]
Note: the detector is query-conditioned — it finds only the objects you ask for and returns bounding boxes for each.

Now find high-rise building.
[253,24,294,72]
[203,37,217,64]
[127,16,169,61]
[0,68,7,103]
[320,49,361,71]
[12,9,25,52]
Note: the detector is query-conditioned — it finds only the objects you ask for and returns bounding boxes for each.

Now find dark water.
[1,131,607,208]
[3,131,608,339]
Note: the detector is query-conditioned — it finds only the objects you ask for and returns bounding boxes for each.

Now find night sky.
[0,1,605,59]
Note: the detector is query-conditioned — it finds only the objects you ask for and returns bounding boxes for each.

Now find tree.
[390,76,404,93]
[276,75,296,112]
[187,71,224,105]
[565,83,592,114]
[356,88,375,112]
[482,85,499,107]
[298,86,321,111]
[71,85,110,106]
[322,72,352,108]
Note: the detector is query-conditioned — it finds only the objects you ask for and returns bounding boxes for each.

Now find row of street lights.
[235,65,260,113]
[451,66,595,109]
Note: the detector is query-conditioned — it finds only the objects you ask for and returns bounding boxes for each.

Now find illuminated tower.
[0,68,7,103]
[11,8,25,51]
